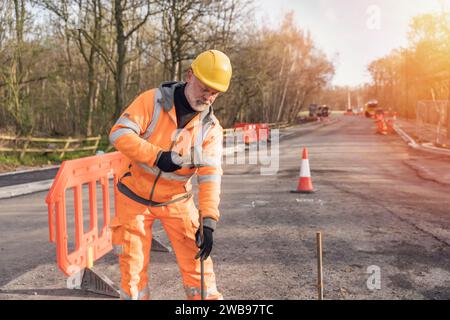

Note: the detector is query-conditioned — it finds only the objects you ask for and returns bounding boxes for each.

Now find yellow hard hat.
[191,50,232,92]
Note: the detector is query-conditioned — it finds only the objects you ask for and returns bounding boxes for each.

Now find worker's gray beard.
[191,100,211,112]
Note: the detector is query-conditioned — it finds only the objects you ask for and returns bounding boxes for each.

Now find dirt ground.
[1,115,450,300]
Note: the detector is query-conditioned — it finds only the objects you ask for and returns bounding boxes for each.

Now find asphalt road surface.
[1,115,449,300]
[0,167,59,187]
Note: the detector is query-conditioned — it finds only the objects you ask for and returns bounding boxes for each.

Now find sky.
[256,0,450,87]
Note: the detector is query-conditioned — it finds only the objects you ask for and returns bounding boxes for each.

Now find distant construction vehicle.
[318,105,330,117]
[365,100,379,118]
[309,104,329,118]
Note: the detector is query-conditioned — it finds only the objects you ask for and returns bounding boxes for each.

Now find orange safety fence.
[233,123,270,144]
[374,112,397,135]
[46,151,127,276]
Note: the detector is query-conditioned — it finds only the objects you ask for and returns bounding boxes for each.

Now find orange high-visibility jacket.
[109,81,223,229]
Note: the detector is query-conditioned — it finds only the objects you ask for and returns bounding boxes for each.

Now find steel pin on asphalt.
[199,211,205,300]
[316,231,324,300]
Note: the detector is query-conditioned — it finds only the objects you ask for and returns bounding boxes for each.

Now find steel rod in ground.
[199,213,205,300]
[316,231,323,300]
[201,259,204,300]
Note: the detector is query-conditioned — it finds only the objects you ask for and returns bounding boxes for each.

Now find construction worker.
[108,50,232,300]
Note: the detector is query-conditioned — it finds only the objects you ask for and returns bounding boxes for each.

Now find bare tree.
[112,0,158,120]
[1,0,337,139]
[37,0,85,133]
[75,0,103,136]
[0,0,34,134]
[155,0,212,81]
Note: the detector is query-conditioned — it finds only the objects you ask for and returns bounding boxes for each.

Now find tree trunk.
[12,0,33,134]
[276,76,290,123]
[86,0,102,136]
[114,0,126,121]
[86,63,98,136]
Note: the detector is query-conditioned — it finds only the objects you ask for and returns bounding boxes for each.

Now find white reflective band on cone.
[300,160,311,178]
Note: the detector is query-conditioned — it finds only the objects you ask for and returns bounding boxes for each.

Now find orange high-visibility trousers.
[110,191,222,300]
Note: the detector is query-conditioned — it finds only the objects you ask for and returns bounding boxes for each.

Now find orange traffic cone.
[392,112,398,120]
[376,119,388,135]
[291,148,315,193]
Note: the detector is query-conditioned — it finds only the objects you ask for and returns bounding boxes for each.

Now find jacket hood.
[158,81,217,125]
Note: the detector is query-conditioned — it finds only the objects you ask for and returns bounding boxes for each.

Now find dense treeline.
[365,12,450,119]
[0,0,334,137]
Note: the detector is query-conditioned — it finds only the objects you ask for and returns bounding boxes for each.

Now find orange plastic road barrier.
[255,123,270,142]
[233,122,249,128]
[376,119,388,135]
[374,113,384,121]
[291,148,315,193]
[46,151,127,276]
[386,112,397,134]
[374,112,397,135]
[374,113,386,135]
[386,119,395,134]
[233,123,251,144]
[233,123,270,144]
[245,124,257,144]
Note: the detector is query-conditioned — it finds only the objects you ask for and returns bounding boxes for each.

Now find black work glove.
[195,226,214,261]
[156,151,182,172]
